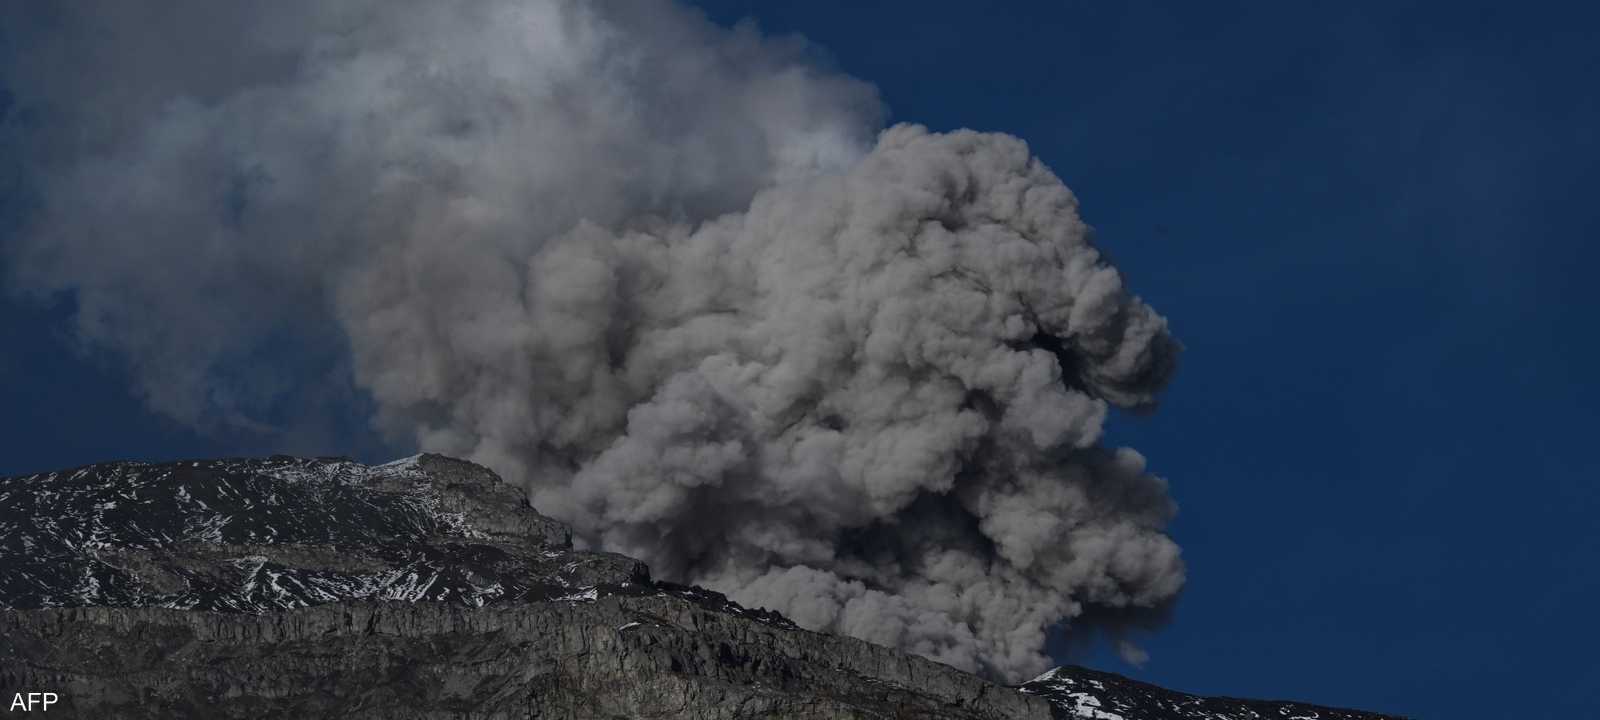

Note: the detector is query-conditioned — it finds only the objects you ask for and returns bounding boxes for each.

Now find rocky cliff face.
[0,456,1402,719]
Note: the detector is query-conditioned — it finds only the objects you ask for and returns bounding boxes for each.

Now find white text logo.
[8,693,58,712]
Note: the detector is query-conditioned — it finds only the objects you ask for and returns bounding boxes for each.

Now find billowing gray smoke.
[1,0,1182,679]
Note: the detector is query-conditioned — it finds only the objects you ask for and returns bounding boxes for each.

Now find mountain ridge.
[0,454,1404,719]
[1019,665,1406,720]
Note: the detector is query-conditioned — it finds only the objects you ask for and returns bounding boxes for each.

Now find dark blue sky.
[3,2,1597,718]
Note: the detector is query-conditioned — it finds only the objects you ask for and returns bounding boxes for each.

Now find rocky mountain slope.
[1020,666,1402,720]
[0,455,1403,719]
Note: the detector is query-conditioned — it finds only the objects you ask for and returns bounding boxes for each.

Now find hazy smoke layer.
[2,0,1182,679]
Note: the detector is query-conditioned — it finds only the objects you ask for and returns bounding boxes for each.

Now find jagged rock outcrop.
[0,455,1048,719]
[0,455,1404,719]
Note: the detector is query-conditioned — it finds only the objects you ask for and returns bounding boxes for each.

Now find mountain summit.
[0,455,1402,719]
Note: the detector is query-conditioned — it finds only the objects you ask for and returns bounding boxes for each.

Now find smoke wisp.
[2,0,1182,679]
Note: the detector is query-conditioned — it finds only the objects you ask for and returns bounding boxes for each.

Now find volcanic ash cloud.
[2,0,1183,680]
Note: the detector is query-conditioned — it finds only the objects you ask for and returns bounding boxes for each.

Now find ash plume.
[1,0,1183,679]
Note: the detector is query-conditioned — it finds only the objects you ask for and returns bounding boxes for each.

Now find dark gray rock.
[0,455,1406,719]
[1018,664,1410,720]
[0,455,1049,719]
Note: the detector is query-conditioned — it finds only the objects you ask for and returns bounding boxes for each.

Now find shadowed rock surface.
[1020,666,1408,720]
[0,455,1403,719]
[0,455,1047,719]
